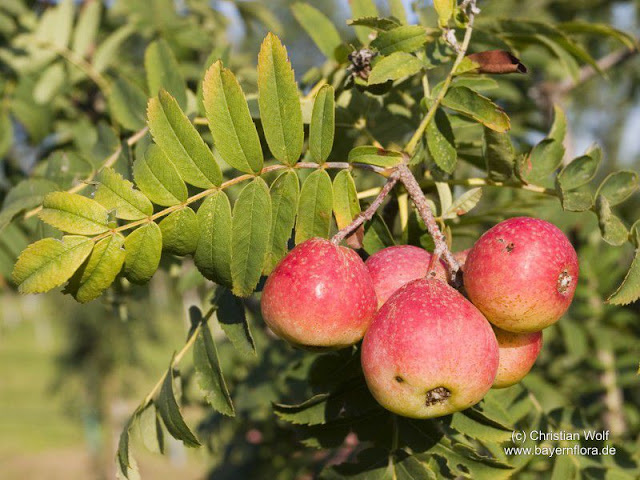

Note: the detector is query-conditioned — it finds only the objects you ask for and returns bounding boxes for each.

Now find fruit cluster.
[260,217,579,419]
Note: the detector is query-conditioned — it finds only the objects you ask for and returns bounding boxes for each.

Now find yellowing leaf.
[65,233,125,303]
[13,235,94,294]
[39,192,110,235]
[95,167,153,220]
[332,170,360,230]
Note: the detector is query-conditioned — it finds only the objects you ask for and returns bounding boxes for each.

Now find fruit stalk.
[397,164,461,283]
[331,171,400,246]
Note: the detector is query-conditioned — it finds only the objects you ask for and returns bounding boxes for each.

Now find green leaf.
[310,85,335,163]
[13,235,94,294]
[363,213,395,254]
[557,154,600,190]
[156,363,201,447]
[441,86,510,132]
[265,171,299,274]
[274,394,330,425]
[258,33,304,166]
[159,207,199,256]
[595,171,638,206]
[148,90,222,188]
[607,248,640,305]
[426,107,457,174]
[348,146,404,168]
[347,17,401,31]
[116,418,139,480]
[65,233,125,303]
[443,188,482,219]
[558,21,636,49]
[388,0,408,24]
[124,223,162,285]
[133,145,188,206]
[72,0,101,58]
[136,404,164,455]
[350,0,379,43]
[108,78,148,131]
[203,61,264,174]
[295,169,334,244]
[217,289,256,357]
[596,195,628,246]
[39,192,109,235]
[483,128,515,182]
[195,191,233,287]
[231,178,272,297]
[559,190,592,212]
[95,167,153,220]
[550,455,579,480]
[33,63,66,104]
[434,0,455,26]
[333,170,361,230]
[291,3,342,59]
[368,52,423,85]
[370,25,433,55]
[0,179,58,232]
[450,410,512,443]
[0,110,13,158]
[193,322,235,416]
[93,25,135,74]
[517,138,565,186]
[144,39,187,110]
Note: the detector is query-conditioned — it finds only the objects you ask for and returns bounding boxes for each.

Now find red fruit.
[493,327,543,389]
[361,278,499,419]
[365,245,447,306]
[260,238,377,349]
[464,217,578,333]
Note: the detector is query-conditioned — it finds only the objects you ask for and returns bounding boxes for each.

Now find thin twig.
[404,0,478,156]
[331,171,400,245]
[397,165,460,284]
[23,127,149,220]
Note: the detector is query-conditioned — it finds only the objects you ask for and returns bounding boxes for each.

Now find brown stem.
[331,172,400,246]
[397,165,460,284]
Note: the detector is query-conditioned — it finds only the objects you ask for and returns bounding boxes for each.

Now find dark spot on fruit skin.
[395,376,404,383]
[425,386,451,406]
[506,242,515,252]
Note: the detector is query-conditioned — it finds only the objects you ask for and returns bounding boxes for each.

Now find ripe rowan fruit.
[464,217,579,333]
[493,327,543,388]
[361,278,499,418]
[365,245,447,306]
[260,238,377,349]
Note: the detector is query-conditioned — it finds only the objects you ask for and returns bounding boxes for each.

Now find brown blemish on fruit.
[506,242,515,252]
[425,386,451,406]
[557,269,572,294]
[395,376,404,383]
